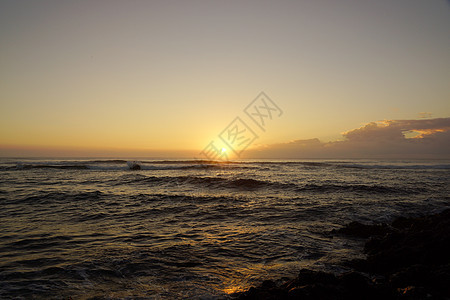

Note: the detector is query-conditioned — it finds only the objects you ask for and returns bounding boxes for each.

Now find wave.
[13,164,89,170]
[15,190,104,204]
[1,159,448,171]
[1,160,242,171]
[335,163,450,170]
[117,174,420,194]
[297,183,425,194]
[259,161,450,170]
[120,175,276,190]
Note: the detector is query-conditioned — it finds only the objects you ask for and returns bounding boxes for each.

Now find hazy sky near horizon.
[1,0,449,157]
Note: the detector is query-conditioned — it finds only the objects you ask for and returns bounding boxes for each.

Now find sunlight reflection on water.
[0,159,448,298]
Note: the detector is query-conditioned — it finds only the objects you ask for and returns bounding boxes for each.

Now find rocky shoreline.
[233,208,450,299]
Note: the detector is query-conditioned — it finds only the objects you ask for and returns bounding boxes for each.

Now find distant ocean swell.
[1,159,450,171]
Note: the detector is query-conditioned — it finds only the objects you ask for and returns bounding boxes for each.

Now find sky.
[1,0,449,158]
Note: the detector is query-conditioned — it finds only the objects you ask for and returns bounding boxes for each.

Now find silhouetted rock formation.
[234,209,450,300]
[332,221,391,238]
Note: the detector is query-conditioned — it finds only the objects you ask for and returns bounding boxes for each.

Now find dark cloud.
[343,122,404,141]
[246,118,450,159]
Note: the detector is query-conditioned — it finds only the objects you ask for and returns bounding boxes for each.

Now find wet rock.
[127,161,141,170]
[363,209,450,274]
[237,284,287,300]
[396,286,429,300]
[237,269,379,300]
[332,221,391,238]
[286,286,303,300]
[129,164,141,170]
[235,209,450,300]
[297,269,338,286]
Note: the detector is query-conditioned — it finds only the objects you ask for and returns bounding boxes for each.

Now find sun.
[221,147,227,153]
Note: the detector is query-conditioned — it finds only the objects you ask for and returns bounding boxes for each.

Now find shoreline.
[233,208,450,299]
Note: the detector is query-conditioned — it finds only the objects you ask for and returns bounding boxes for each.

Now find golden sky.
[1,0,449,158]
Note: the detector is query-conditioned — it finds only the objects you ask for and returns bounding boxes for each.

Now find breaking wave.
[1,159,448,172]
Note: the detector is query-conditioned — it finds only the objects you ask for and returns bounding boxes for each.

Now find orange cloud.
[246,118,450,159]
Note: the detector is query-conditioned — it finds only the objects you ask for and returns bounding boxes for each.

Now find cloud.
[245,118,450,159]
[418,112,433,118]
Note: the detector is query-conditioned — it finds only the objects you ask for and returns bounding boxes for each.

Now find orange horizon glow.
[2,116,450,159]
[1,1,449,158]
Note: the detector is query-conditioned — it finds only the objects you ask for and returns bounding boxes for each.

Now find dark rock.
[297,269,338,286]
[332,221,392,238]
[280,278,299,291]
[339,271,369,289]
[391,216,415,230]
[235,209,450,300]
[286,286,304,300]
[129,164,141,170]
[261,280,276,289]
[289,283,342,300]
[388,264,430,287]
[396,286,429,300]
[363,209,450,274]
[237,281,288,300]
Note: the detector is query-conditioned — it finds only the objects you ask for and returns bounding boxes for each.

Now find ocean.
[0,158,449,299]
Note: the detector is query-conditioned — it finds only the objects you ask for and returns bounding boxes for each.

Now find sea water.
[0,159,449,299]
